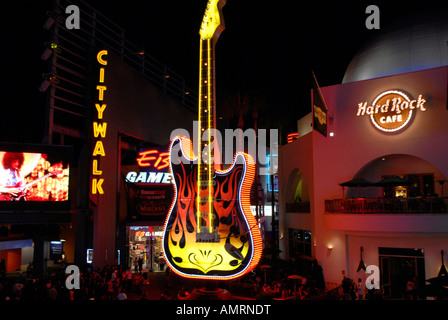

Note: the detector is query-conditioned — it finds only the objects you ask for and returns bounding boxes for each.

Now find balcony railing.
[325,198,448,214]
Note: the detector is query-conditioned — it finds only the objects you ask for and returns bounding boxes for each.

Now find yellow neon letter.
[93,122,107,138]
[92,141,105,156]
[95,104,107,119]
[97,50,108,65]
[99,68,105,83]
[92,159,102,175]
[92,178,104,194]
[96,85,107,101]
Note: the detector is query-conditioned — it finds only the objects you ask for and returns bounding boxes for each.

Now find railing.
[325,198,448,214]
[53,0,198,116]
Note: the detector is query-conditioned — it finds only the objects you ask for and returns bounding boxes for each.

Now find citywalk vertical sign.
[91,50,108,197]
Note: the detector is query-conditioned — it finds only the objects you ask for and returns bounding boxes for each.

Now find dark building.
[0,0,196,277]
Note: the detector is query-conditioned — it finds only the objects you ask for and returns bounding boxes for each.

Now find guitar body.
[1,182,27,201]
[162,137,262,280]
[0,170,62,201]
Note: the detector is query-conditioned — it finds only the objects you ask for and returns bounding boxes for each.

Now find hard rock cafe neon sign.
[356,90,427,132]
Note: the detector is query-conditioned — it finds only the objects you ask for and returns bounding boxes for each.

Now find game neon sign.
[125,149,173,184]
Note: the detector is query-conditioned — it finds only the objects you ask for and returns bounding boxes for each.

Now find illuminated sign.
[91,50,108,195]
[125,178,174,218]
[286,132,298,143]
[356,90,427,132]
[125,147,175,219]
[0,151,69,202]
[162,0,262,281]
[126,171,172,184]
[125,148,173,184]
[134,230,163,237]
[136,150,170,170]
[50,241,63,260]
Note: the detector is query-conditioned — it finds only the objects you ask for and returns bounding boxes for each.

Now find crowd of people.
[215,259,329,300]
[0,259,332,301]
[0,264,156,301]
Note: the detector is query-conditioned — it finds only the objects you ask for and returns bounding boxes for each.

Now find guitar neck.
[198,38,219,183]
[195,0,226,238]
[23,172,54,189]
[198,38,217,166]
[197,38,218,237]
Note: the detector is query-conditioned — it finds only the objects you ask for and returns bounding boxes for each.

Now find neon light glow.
[162,0,262,280]
[97,50,108,65]
[162,136,263,281]
[125,171,172,184]
[196,37,215,234]
[136,150,170,170]
[287,132,298,143]
[199,0,225,40]
[91,50,108,195]
[127,148,174,184]
[356,90,427,133]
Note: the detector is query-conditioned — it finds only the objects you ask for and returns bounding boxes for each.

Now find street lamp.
[39,73,58,92]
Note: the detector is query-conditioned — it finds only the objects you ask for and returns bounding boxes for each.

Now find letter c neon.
[97,50,108,65]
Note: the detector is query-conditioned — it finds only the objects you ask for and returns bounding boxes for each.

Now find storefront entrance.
[379,247,425,299]
[128,226,165,272]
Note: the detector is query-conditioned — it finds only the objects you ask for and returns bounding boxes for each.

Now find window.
[384,174,434,198]
[289,229,312,257]
[379,247,425,299]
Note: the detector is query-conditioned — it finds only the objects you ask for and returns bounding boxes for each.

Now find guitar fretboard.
[197,38,217,235]
[198,38,216,169]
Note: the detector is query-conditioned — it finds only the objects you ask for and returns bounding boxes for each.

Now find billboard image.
[0,143,71,212]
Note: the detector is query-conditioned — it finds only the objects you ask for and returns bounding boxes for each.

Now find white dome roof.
[342,12,448,83]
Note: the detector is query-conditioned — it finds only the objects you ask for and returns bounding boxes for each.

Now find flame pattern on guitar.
[162,137,262,280]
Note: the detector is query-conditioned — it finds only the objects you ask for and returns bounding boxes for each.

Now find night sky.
[2,1,448,142]
[94,0,377,132]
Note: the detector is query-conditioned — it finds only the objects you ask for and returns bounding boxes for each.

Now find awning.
[0,239,33,250]
[374,175,411,186]
[339,177,375,187]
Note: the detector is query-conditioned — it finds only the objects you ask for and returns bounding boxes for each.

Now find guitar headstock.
[199,0,226,41]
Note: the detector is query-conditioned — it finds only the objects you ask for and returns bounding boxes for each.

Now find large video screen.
[0,143,72,212]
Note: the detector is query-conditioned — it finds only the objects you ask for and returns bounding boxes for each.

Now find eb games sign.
[356,90,427,133]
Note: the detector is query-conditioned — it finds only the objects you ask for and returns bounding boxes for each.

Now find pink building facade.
[279,65,448,298]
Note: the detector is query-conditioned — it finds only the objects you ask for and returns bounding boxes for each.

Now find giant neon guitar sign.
[162,0,263,280]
